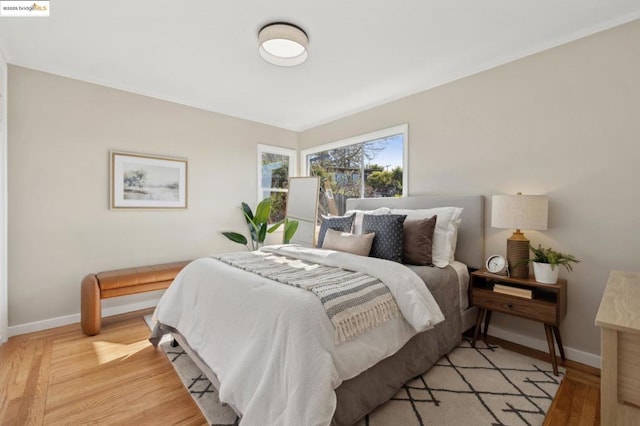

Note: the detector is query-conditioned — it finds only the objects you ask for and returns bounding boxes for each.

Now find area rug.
[145,316,564,426]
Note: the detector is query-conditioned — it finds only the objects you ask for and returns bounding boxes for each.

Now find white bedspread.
[153,245,444,426]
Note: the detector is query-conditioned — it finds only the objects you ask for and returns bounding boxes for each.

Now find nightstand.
[470,270,567,375]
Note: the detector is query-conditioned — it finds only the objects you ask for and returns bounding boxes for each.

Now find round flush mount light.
[258,23,308,67]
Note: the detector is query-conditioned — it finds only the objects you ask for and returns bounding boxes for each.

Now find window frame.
[300,123,409,199]
[257,143,297,204]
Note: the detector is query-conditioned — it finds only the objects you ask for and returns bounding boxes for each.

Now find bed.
[150,195,484,425]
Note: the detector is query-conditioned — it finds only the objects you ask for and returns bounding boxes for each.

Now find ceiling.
[1,1,639,131]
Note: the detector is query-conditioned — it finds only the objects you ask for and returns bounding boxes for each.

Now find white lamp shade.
[259,23,308,66]
[491,194,548,230]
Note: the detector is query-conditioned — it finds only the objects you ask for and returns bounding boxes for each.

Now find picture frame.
[110,151,188,209]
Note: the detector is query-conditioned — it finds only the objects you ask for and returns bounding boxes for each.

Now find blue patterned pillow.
[362,214,407,262]
[317,213,355,248]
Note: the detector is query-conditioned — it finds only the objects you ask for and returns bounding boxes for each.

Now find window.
[257,144,296,223]
[301,124,407,217]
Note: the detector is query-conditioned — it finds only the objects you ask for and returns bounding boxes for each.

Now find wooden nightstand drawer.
[472,288,557,324]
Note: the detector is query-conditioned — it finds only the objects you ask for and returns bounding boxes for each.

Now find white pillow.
[344,207,391,234]
[390,207,463,268]
[322,229,375,257]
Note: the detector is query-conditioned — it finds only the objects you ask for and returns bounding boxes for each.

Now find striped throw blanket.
[215,251,400,343]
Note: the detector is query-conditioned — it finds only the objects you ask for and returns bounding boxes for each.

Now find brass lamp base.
[507,230,530,279]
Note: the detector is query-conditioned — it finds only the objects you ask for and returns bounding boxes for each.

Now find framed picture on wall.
[110,151,188,209]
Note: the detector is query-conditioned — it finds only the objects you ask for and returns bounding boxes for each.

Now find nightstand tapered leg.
[544,324,559,376]
[552,326,566,361]
[483,310,492,337]
[472,309,485,346]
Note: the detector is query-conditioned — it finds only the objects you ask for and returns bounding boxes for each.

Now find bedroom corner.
[0,47,7,345]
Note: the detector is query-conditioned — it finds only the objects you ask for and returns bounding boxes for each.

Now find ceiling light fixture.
[258,23,308,67]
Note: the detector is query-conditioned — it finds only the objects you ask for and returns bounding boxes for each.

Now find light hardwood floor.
[1,309,599,425]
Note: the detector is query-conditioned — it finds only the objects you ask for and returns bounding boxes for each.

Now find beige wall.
[300,20,640,359]
[8,66,297,327]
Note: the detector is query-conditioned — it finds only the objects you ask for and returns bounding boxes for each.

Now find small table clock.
[485,254,509,276]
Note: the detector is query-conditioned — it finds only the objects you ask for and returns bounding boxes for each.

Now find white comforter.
[153,245,444,426]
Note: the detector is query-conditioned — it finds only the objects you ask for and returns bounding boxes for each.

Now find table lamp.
[491,193,548,279]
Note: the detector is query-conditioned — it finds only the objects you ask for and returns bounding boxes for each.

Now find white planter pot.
[533,262,559,284]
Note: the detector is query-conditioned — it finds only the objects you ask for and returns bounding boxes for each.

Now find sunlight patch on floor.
[92,340,149,364]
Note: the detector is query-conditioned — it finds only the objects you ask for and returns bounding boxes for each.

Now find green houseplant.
[527,244,580,284]
[222,198,299,251]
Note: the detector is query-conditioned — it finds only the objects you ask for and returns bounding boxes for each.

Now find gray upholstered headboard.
[345,195,485,269]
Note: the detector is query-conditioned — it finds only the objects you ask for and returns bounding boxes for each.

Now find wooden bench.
[81,260,191,336]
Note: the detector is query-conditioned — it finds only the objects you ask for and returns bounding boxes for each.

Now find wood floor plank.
[17,336,52,425]
[581,385,600,426]
[0,337,19,419]
[545,377,574,425]
[567,379,589,424]
[1,308,599,425]
[6,336,36,401]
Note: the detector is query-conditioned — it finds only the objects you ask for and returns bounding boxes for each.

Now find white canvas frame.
[110,151,188,209]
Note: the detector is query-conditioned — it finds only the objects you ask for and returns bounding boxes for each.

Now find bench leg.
[81,274,101,336]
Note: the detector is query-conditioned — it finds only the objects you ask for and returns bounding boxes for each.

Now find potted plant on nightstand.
[527,244,580,284]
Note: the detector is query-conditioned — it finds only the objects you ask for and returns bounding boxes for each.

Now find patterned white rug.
[356,340,564,426]
[145,316,564,426]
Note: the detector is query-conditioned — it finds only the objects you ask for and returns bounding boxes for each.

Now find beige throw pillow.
[322,228,375,257]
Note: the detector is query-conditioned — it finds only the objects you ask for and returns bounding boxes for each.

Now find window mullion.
[360,143,365,198]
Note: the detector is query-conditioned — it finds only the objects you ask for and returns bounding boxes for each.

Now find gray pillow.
[322,229,375,257]
[362,214,407,263]
[317,213,355,248]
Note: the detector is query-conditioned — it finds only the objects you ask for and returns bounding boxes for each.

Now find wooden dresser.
[595,270,640,425]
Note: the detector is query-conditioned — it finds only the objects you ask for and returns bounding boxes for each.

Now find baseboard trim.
[487,324,601,369]
[7,299,160,337]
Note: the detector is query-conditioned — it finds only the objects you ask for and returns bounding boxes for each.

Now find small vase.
[533,262,559,284]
